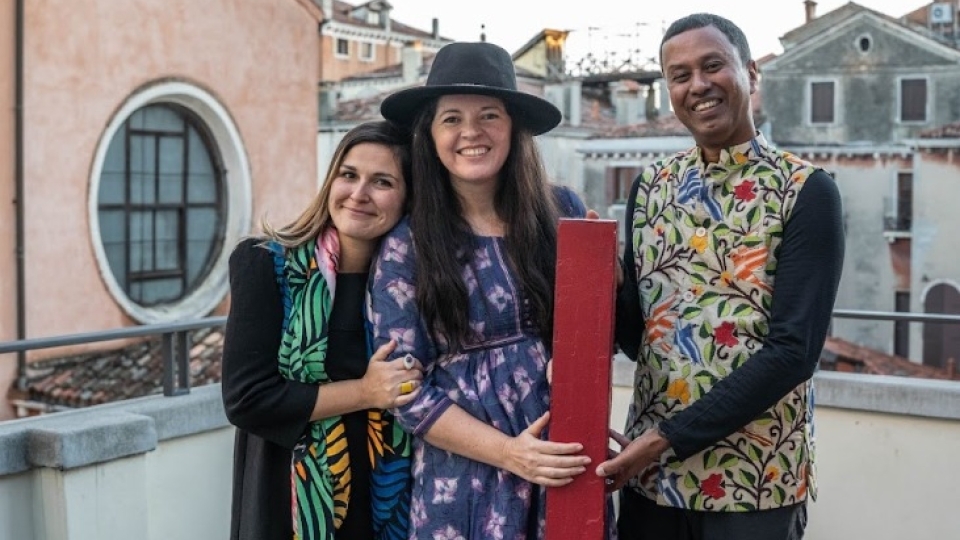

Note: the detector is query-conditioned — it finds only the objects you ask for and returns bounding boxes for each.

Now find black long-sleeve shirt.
[615,169,845,460]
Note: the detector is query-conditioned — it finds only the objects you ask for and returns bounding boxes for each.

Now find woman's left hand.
[360,340,424,409]
[501,412,590,487]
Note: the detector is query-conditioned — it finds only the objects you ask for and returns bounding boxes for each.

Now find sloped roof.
[820,336,958,380]
[321,0,451,40]
[512,28,570,59]
[779,2,902,49]
[918,121,960,138]
[778,1,960,55]
[329,57,548,123]
[21,328,224,409]
[589,113,690,139]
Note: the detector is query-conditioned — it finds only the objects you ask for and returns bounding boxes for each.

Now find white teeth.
[460,147,488,156]
[694,99,720,112]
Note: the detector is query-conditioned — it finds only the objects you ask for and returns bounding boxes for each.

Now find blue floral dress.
[367,188,589,540]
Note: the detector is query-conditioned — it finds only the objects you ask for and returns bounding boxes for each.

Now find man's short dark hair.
[659,13,752,68]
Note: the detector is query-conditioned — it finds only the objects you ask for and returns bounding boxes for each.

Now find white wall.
[2,371,959,539]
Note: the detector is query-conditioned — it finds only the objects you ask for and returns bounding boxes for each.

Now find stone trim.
[0,385,228,476]
[613,356,960,421]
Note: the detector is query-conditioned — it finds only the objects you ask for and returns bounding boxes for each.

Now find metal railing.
[832,309,960,324]
[0,309,958,401]
[0,316,227,397]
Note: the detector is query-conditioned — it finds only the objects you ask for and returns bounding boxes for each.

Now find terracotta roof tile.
[23,327,224,409]
[919,121,960,139]
[820,336,959,380]
[588,114,690,139]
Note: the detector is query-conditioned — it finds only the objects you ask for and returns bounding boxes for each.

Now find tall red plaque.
[545,218,617,540]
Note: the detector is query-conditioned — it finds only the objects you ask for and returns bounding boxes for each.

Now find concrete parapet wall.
[0,368,958,539]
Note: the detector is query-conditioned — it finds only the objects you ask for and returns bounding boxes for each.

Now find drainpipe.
[14,0,26,389]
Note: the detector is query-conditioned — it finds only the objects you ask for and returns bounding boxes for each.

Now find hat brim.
[380,85,562,135]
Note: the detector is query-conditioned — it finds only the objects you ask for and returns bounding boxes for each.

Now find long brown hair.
[262,121,411,248]
[409,97,561,351]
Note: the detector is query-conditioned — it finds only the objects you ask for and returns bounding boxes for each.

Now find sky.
[389,1,933,64]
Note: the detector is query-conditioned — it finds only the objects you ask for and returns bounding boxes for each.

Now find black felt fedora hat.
[380,41,562,135]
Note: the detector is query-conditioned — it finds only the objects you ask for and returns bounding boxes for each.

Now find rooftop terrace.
[1,358,958,539]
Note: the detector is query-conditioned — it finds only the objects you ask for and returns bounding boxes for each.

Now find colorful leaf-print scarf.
[268,228,412,540]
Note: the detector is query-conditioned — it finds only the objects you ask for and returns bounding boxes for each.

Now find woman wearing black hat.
[368,42,606,539]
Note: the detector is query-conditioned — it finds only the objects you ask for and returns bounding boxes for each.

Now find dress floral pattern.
[367,188,610,539]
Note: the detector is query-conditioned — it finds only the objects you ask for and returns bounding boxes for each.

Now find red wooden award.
[545,218,617,540]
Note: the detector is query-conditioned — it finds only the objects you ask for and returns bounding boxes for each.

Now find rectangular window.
[336,38,349,57]
[810,81,835,124]
[900,78,927,122]
[895,172,913,231]
[607,167,639,205]
[360,42,375,62]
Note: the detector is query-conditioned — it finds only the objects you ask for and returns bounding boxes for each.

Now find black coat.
[221,238,318,540]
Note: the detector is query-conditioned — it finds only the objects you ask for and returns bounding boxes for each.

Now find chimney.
[432,18,439,39]
[804,0,817,23]
[381,4,391,32]
[321,0,333,20]
[318,82,339,123]
[656,79,671,117]
[402,41,423,83]
[613,81,641,125]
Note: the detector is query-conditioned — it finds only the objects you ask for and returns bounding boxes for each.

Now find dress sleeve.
[552,184,587,218]
[659,170,845,459]
[221,238,318,449]
[367,220,454,436]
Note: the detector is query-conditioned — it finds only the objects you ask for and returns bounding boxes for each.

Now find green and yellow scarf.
[268,229,411,540]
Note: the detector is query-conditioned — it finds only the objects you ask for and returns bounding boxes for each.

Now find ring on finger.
[399,380,416,395]
[403,354,415,370]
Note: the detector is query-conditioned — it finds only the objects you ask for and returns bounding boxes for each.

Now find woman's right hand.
[360,340,424,410]
[501,411,590,487]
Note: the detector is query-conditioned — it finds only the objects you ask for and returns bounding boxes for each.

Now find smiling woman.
[327,142,407,271]
[371,41,615,539]
[221,120,421,540]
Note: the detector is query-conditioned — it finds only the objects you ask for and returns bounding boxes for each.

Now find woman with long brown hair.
[368,42,603,539]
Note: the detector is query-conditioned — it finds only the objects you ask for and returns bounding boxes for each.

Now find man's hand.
[596,428,671,492]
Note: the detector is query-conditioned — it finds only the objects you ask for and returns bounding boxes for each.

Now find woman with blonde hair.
[223,120,420,540]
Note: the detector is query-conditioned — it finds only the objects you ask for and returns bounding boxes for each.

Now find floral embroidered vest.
[625,134,818,511]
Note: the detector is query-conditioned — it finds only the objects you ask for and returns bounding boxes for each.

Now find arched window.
[923,283,960,369]
[97,104,225,306]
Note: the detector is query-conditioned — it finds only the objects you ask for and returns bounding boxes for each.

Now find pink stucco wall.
[1,3,18,418]
[13,1,318,358]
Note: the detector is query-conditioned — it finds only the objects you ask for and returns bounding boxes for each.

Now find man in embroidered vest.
[595,12,845,540]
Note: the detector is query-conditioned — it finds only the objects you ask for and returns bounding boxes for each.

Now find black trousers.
[617,488,807,540]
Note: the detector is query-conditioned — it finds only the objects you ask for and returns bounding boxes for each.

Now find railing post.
[162,331,191,397]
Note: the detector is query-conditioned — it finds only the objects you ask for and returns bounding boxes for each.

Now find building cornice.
[322,20,448,49]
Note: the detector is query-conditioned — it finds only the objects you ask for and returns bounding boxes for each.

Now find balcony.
[1,360,959,539]
[882,195,912,243]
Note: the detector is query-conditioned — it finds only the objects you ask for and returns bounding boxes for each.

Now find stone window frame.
[335,37,350,58]
[897,75,930,125]
[359,40,376,62]
[96,103,225,307]
[88,80,252,324]
[806,77,840,126]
